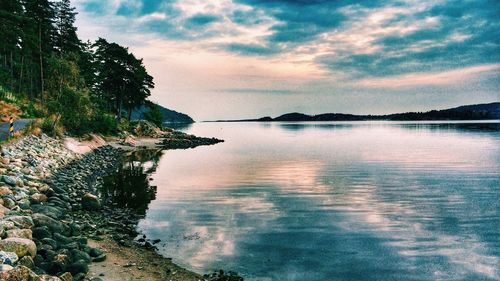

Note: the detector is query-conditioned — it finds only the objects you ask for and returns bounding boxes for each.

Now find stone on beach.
[0,251,19,265]
[0,238,37,258]
[2,175,19,186]
[81,193,100,211]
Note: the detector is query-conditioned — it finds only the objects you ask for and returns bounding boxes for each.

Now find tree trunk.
[10,51,14,90]
[30,68,33,97]
[18,55,24,93]
[39,24,44,101]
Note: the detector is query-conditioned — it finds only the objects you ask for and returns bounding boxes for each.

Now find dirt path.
[87,237,204,281]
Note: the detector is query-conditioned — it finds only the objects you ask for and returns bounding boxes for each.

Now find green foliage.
[0,86,44,118]
[54,0,80,54]
[87,113,119,135]
[0,0,156,136]
[143,103,164,127]
[40,115,65,137]
[46,86,91,134]
[18,102,44,118]
[92,38,154,120]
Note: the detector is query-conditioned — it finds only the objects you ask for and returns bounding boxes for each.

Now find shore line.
[0,133,238,281]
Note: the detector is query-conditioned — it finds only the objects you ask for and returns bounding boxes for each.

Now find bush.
[88,113,119,135]
[40,116,65,137]
[46,87,92,135]
[19,103,45,118]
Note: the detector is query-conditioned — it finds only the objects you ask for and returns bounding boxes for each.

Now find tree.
[0,0,24,90]
[93,38,154,120]
[143,102,164,127]
[23,0,56,98]
[123,55,154,120]
[54,0,80,54]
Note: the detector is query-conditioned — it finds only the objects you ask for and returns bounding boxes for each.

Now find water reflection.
[100,150,162,215]
[137,122,500,281]
[278,120,500,133]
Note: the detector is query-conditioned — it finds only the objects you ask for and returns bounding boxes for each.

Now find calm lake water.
[131,121,499,281]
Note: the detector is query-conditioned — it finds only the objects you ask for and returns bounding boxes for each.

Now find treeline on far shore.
[215,102,500,122]
[0,0,164,136]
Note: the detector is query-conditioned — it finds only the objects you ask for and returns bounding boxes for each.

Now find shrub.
[40,116,65,137]
[88,113,119,135]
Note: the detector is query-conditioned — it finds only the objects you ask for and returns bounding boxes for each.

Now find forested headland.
[0,0,163,135]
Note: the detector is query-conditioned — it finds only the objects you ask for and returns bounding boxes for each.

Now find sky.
[73,0,500,121]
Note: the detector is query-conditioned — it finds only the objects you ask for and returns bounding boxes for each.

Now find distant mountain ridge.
[132,102,194,123]
[214,102,500,122]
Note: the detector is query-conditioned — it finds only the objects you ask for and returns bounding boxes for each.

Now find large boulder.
[68,259,88,275]
[0,238,37,258]
[5,229,33,239]
[81,193,100,211]
[2,176,18,186]
[31,205,64,220]
[32,213,64,233]
[6,216,34,229]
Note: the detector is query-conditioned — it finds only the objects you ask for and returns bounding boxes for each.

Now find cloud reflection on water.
[137,122,499,280]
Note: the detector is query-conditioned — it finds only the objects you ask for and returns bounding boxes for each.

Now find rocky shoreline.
[161,131,224,150]
[0,133,242,281]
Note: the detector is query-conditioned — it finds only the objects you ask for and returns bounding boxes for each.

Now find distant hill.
[132,102,194,123]
[214,102,500,122]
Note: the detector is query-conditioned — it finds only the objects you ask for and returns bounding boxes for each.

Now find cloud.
[73,0,499,120]
[216,88,299,95]
[355,63,500,88]
[223,43,279,56]
[76,0,500,80]
[315,0,500,78]
[185,13,220,26]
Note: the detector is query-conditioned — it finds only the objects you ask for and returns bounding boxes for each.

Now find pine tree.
[0,0,24,90]
[23,0,56,98]
[54,0,80,54]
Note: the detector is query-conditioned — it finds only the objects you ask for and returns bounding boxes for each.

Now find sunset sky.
[73,0,499,120]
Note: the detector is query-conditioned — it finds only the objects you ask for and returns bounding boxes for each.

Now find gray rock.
[0,251,18,265]
[88,247,104,258]
[17,198,31,209]
[54,233,73,245]
[81,193,100,211]
[91,254,106,263]
[32,205,64,219]
[32,226,52,240]
[2,176,18,186]
[68,259,89,275]
[70,249,91,263]
[6,215,34,229]
[32,213,64,233]
[41,238,58,249]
